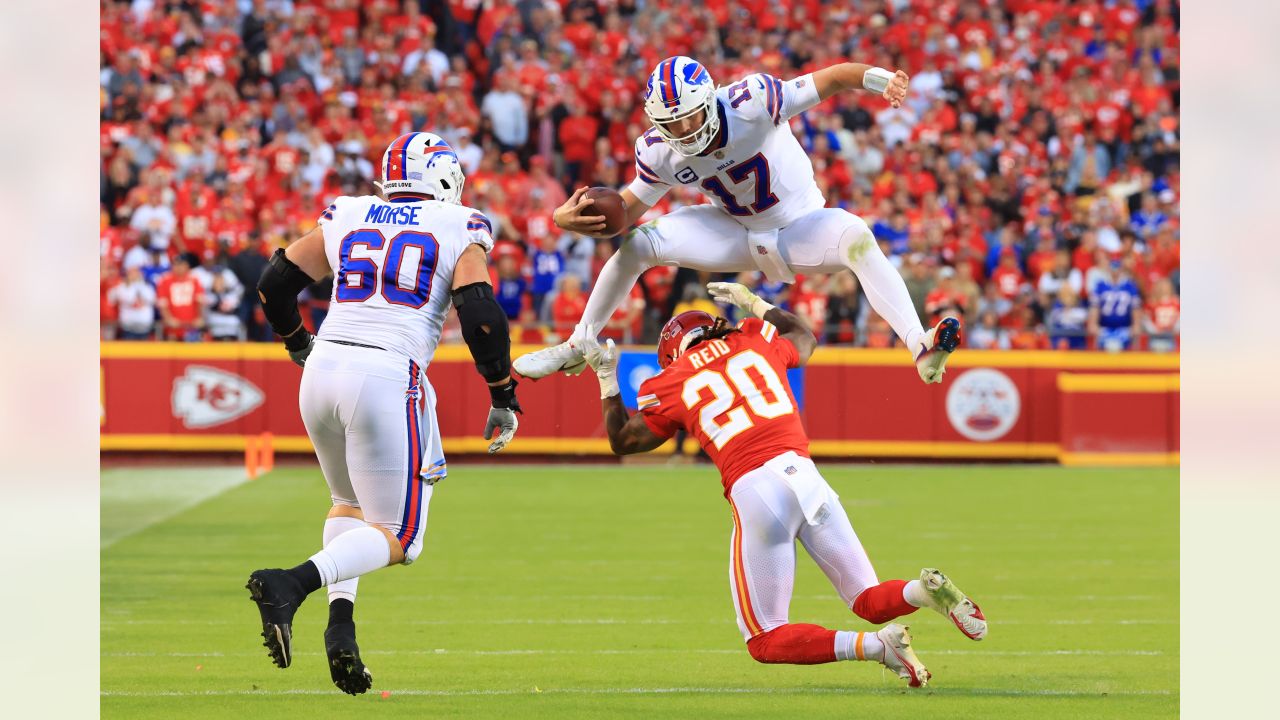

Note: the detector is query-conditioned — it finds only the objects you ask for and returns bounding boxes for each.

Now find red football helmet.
[657,310,718,369]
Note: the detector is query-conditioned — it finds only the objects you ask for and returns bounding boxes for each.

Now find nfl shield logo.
[756,245,768,255]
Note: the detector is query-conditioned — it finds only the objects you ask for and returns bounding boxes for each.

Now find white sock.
[902,579,930,609]
[308,526,392,587]
[835,631,885,662]
[322,516,366,603]
[571,246,651,341]
[842,230,926,353]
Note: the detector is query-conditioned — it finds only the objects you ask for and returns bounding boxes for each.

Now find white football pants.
[726,452,880,641]
[573,205,925,351]
[298,341,447,564]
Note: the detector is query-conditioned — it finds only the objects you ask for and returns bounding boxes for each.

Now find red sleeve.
[637,377,681,439]
[737,317,801,369]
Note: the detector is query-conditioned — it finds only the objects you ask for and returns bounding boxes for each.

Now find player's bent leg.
[727,469,804,642]
[746,623,839,664]
[743,622,929,686]
[851,580,920,624]
[515,207,753,379]
[780,209,960,383]
[321,504,372,693]
[324,505,365,605]
[794,482,885,605]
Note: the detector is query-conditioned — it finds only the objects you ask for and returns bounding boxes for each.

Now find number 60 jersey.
[315,195,494,367]
[638,318,810,495]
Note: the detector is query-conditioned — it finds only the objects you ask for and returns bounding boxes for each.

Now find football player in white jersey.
[514,56,961,381]
[246,132,522,694]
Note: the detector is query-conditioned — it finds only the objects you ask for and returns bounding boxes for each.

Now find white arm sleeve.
[779,73,821,121]
[749,73,821,125]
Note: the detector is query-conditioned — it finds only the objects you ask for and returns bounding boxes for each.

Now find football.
[585,186,627,236]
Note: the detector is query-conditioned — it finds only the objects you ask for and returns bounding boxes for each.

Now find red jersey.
[157,274,203,323]
[638,318,808,494]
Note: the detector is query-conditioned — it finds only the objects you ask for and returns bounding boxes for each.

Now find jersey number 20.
[336,230,440,308]
[681,350,794,449]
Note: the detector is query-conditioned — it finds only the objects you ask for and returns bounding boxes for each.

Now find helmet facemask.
[648,92,720,157]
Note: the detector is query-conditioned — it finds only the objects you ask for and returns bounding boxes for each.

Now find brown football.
[585,186,627,236]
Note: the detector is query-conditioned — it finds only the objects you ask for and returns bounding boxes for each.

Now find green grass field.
[101,463,1178,718]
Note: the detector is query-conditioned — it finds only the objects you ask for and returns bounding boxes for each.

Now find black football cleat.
[245,569,308,668]
[325,621,373,695]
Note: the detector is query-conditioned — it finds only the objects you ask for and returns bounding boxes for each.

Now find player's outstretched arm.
[452,244,521,453]
[258,226,329,367]
[706,282,817,365]
[582,338,668,455]
[811,62,909,108]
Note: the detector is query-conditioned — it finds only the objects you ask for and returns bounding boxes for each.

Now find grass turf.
[101,463,1177,718]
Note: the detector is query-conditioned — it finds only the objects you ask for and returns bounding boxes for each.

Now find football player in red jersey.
[578,282,984,688]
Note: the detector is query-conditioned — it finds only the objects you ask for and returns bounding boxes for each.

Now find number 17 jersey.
[316,195,494,368]
[638,318,810,494]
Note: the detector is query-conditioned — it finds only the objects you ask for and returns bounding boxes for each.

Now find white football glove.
[580,337,620,399]
[707,282,774,319]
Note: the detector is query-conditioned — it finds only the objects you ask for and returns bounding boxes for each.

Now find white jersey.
[315,195,494,366]
[626,73,825,232]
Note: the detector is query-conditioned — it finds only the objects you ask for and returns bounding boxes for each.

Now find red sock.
[746,623,838,664]
[851,580,919,624]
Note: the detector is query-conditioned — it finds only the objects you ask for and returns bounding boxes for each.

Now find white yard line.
[100,686,1174,698]
[100,616,1176,627]
[103,648,1168,658]
[101,467,249,548]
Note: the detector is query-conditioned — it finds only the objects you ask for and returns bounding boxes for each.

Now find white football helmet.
[378,132,465,203]
[643,56,719,157]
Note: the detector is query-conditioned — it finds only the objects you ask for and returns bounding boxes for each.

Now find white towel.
[747,228,795,283]
[764,452,837,526]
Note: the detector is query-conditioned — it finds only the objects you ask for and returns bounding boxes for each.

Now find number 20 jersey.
[316,195,494,367]
[638,318,811,494]
[626,73,825,232]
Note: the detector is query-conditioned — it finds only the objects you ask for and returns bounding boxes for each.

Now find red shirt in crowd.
[157,273,203,331]
[991,264,1025,299]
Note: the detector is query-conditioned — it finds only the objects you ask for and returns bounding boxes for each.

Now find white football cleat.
[919,568,987,641]
[876,623,930,688]
[915,317,962,384]
[512,340,588,379]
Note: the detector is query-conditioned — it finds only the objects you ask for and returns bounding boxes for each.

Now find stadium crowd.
[100,0,1180,351]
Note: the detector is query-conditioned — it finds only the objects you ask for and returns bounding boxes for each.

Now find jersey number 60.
[336,230,440,309]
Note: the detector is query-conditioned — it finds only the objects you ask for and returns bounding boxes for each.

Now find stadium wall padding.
[100,343,1179,465]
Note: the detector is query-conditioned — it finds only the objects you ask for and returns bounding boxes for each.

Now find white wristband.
[598,373,620,400]
[750,297,775,320]
[862,67,894,94]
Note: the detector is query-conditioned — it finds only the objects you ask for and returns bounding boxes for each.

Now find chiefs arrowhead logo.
[171,366,265,429]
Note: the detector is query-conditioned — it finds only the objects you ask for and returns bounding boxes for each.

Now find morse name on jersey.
[363,203,422,226]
